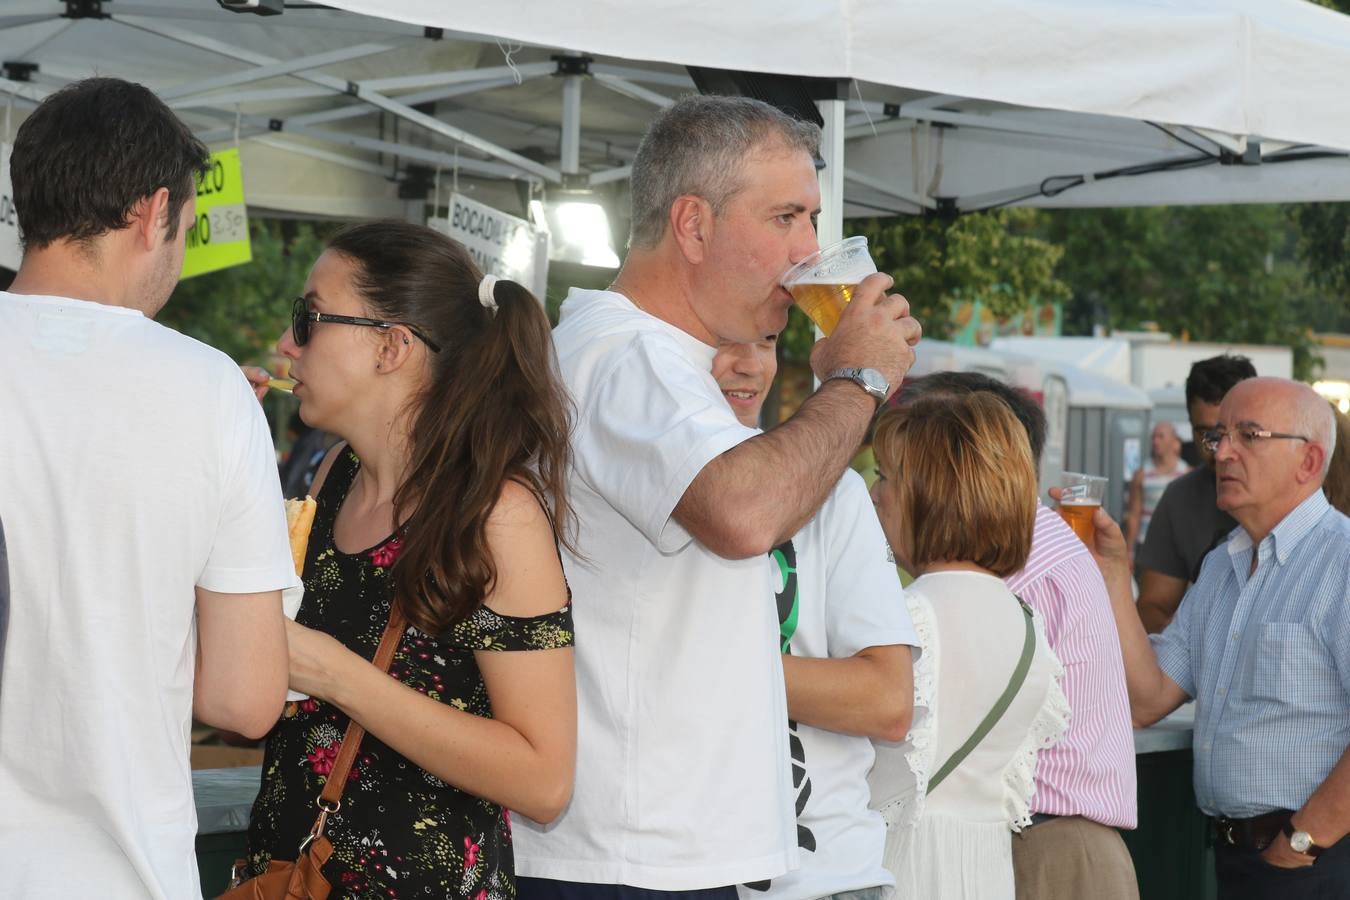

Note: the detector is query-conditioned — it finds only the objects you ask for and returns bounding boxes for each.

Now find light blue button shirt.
[1152,490,1350,817]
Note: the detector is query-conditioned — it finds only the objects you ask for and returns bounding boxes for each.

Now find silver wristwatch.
[824,367,889,407]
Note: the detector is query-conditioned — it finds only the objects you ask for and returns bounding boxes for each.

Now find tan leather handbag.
[217,608,406,899]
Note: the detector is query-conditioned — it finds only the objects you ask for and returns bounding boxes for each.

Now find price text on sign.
[180,148,252,279]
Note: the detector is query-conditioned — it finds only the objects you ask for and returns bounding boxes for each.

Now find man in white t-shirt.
[513,95,922,900]
[711,338,918,900]
[0,78,293,899]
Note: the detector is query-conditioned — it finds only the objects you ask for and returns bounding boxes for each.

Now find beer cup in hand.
[1057,472,1108,545]
[782,236,877,336]
[810,271,921,395]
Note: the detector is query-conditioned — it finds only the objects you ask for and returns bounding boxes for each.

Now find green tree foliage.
[157,220,333,366]
[779,208,1071,362]
[1040,205,1324,379]
[1292,203,1350,328]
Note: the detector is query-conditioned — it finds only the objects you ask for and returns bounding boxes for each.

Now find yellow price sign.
[180,148,252,280]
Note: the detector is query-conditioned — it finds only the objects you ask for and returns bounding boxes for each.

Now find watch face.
[859,368,888,394]
[1290,832,1313,853]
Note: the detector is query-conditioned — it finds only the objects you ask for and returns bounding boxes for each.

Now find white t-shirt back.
[512,288,798,890]
[0,293,296,899]
[740,470,917,900]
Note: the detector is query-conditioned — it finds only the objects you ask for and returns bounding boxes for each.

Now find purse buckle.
[298,796,341,855]
[227,859,249,890]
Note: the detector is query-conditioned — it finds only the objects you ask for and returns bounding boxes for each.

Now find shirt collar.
[1227,490,1331,567]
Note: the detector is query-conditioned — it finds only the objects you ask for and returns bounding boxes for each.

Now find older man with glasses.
[1088,376,1350,899]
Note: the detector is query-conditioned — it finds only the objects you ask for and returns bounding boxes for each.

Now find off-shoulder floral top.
[245,447,574,899]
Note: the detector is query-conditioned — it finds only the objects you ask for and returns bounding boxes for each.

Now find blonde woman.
[867,393,1069,900]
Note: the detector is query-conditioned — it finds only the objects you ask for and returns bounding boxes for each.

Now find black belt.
[1028,813,1061,827]
[1212,810,1294,852]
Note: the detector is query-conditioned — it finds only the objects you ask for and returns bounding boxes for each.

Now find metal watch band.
[824,367,886,406]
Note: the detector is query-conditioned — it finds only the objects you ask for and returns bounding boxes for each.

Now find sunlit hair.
[326,222,574,636]
[627,94,819,249]
[900,370,1047,466]
[1324,403,1350,514]
[873,393,1036,577]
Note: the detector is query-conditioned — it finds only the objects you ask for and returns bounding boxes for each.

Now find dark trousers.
[1216,835,1350,899]
[517,878,737,900]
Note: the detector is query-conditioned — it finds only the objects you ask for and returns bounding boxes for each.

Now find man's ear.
[1297,443,1327,486]
[669,194,712,264]
[131,187,174,250]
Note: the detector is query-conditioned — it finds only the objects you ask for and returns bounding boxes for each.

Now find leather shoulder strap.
[319,607,407,806]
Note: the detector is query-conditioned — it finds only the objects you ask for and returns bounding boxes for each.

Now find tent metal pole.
[363,62,555,93]
[272,124,544,183]
[170,85,337,108]
[844,168,937,211]
[590,64,694,90]
[589,165,633,186]
[817,98,846,248]
[158,42,402,101]
[119,16,560,183]
[0,79,50,104]
[591,73,673,109]
[816,96,847,372]
[285,75,530,128]
[560,70,583,178]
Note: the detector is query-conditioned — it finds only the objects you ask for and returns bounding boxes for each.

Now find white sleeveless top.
[869,571,1070,900]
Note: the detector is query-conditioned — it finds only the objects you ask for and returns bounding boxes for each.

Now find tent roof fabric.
[2,0,1348,220]
[326,0,1350,151]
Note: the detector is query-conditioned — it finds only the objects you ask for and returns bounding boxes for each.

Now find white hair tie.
[478,274,500,315]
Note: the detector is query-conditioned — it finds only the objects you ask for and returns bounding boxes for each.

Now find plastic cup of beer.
[1058,472,1108,545]
[781,236,878,336]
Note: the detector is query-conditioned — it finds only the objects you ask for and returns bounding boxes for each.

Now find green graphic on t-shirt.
[745,540,816,893]
[771,544,800,653]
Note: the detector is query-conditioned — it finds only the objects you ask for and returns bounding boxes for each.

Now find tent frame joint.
[2,62,37,82]
[553,54,593,77]
[1219,141,1261,166]
[62,0,109,20]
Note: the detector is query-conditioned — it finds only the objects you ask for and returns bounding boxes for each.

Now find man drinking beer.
[512,94,921,899]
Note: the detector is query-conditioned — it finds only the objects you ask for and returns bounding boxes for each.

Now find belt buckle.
[1221,819,1237,847]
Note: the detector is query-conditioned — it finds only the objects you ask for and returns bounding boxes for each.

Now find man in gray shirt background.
[1136,354,1255,632]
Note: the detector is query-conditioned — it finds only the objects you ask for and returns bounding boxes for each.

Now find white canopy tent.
[0,0,1348,234]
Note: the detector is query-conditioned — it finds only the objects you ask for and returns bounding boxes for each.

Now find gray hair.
[1290,388,1338,480]
[627,95,820,249]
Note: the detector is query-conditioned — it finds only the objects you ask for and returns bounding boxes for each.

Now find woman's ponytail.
[326,222,574,637]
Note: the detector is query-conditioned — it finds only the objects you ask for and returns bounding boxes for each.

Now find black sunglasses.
[290,296,442,353]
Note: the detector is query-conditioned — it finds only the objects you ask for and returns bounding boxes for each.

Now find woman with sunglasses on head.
[242,222,576,898]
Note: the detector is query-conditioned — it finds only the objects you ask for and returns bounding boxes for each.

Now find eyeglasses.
[1200,426,1311,453]
[290,296,441,353]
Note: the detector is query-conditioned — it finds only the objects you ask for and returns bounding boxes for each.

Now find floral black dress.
[245,448,574,899]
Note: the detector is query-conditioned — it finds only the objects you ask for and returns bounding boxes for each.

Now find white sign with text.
[429,192,548,303]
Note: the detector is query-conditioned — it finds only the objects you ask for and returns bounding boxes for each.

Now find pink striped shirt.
[1004,502,1138,828]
